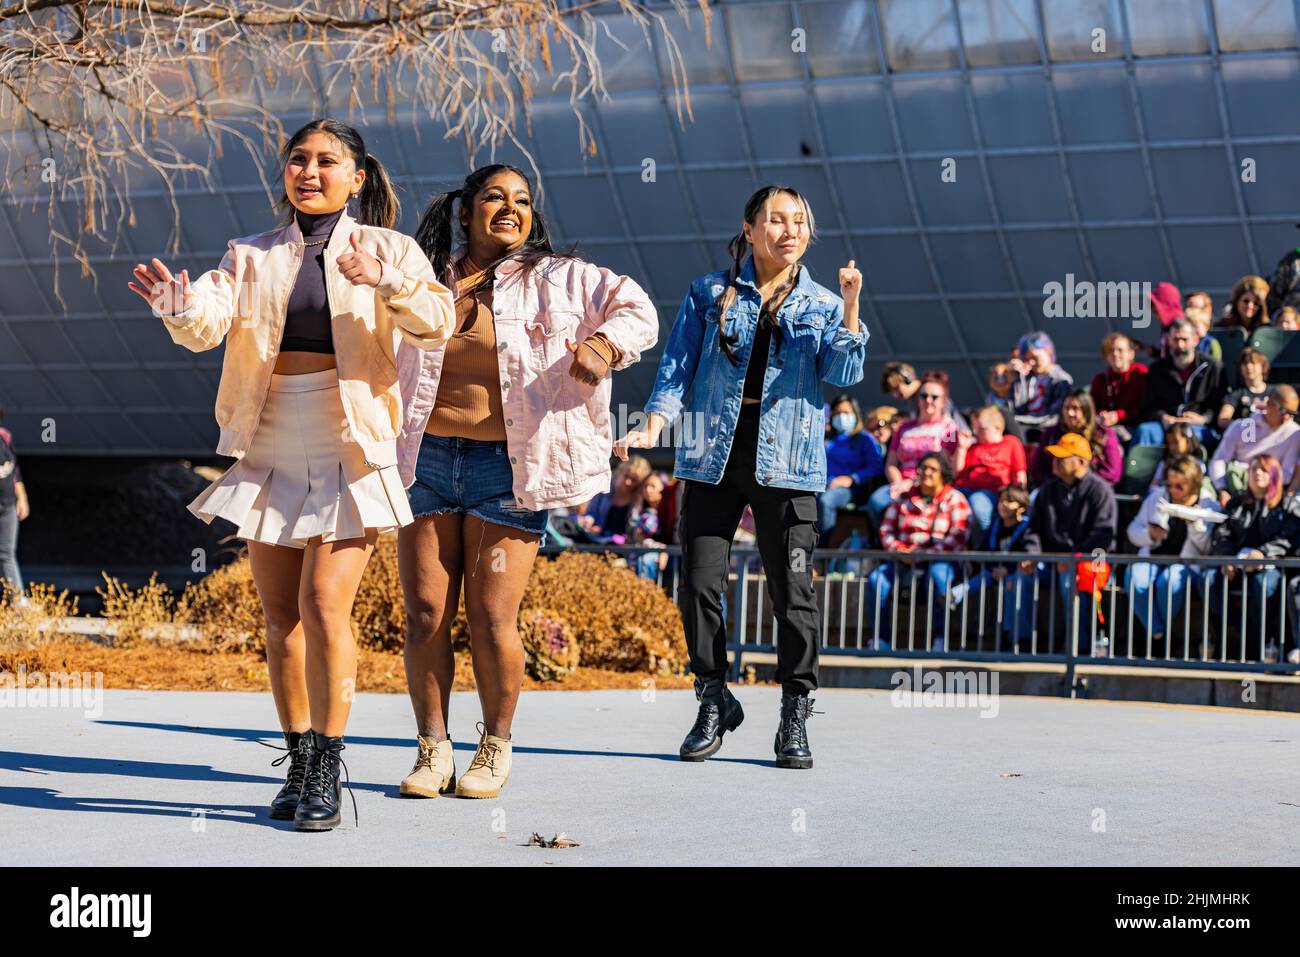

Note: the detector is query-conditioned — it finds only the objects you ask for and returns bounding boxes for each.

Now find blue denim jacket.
[643,255,869,491]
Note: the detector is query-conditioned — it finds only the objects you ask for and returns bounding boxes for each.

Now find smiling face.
[461,170,533,264]
[1236,291,1262,322]
[916,458,944,497]
[284,132,364,215]
[744,191,810,279]
[915,384,947,424]
[973,410,1004,445]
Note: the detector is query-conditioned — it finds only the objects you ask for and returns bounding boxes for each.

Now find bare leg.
[397,513,464,740]
[298,530,378,737]
[460,516,540,738]
[247,541,309,734]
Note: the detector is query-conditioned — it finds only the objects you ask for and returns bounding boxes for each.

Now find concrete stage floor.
[3,687,1298,866]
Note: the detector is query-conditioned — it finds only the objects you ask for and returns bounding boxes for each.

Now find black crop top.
[281,208,342,354]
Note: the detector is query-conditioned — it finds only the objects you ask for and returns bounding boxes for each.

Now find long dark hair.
[275,118,399,228]
[413,164,579,290]
[714,185,817,364]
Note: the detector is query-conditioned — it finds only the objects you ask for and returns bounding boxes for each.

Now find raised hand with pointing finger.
[337,230,383,287]
[838,258,862,333]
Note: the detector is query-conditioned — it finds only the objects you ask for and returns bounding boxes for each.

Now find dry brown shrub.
[0,582,80,646]
[70,541,688,679]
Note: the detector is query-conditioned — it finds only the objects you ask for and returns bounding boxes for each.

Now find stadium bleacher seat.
[1247,328,1300,383]
[1209,328,1247,388]
[1118,444,1164,496]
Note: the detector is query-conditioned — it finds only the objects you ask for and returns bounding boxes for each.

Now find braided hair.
[714,185,817,364]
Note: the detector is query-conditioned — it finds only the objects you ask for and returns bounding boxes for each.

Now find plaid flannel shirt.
[880,484,972,553]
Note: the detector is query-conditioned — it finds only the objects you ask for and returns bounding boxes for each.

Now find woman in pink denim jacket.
[129,119,455,832]
[392,164,659,800]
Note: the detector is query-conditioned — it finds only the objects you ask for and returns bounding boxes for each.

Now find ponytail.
[357,153,399,229]
[414,190,461,284]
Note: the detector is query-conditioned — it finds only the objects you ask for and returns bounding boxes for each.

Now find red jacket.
[880,484,971,553]
[1089,363,1148,425]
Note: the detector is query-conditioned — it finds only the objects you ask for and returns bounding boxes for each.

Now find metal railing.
[542,544,1300,677]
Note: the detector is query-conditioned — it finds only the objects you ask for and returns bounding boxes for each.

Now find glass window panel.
[740,87,822,163]
[971,73,1055,148]
[1042,0,1124,61]
[616,176,699,238]
[673,91,748,165]
[908,159,993,226]
[879,0,961,71]
[1151,147,1236,217]
[813,80,893,155]
[1052,66,1137,143]
[799,0,881,77]
[58,319,135,365]
[725,4,802,81]
[957,0,1041,67]
[656,3,731,85]
[1136,61,1219,140]
[597,95,676,169]
[893,76,973,151]
[834,161,914,228]
[1168,224,1249,285]
[1006,230,1086,291]
[10,317,80,364]
[1067,151,1153,222]
[986,155,1072,223]
[1221,56,1300,137]
[687,168,763,233]
[1213,0,1296,52]
[928,232,1013,292]
[1084,226,1167,281]
[855,235,936,293]
[0,370,62,411]
[1128,0,1210,56]
[876,300,952,356]
[590,14,664,91]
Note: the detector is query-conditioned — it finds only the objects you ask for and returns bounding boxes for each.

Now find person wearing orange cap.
[1019,431,1117,654]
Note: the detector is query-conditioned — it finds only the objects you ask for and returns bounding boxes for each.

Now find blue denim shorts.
[407,432,549,536]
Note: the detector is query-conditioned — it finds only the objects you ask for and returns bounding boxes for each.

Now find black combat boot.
[774,693,815,769]
[679,677,744,761]
[267,729,313,820]
[293,732,356,831]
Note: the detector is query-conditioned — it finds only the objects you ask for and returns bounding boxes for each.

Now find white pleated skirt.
[187,368,413,548]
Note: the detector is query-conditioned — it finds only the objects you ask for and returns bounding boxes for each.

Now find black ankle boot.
[774,693,815,769]
[679,678,744,761]
[267,730,313,820]
[293,732,356,831]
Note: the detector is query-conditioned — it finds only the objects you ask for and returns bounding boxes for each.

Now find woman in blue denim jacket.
[616,185,867,770]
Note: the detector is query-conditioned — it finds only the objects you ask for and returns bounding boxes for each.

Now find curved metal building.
[2,0,1298,456]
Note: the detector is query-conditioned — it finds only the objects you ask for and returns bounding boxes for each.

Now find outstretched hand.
[129,258,194,316]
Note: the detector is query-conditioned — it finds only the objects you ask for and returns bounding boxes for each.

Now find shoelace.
[781,698,821,749]
[302,742,359,827]
[467,724,504,775]
[260,737,311,792]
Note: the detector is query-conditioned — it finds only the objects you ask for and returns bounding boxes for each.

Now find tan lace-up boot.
[399,734,456,798]
[455,722,511,799]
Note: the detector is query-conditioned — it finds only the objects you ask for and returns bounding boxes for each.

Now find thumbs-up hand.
[336,230,383,288]
[839,258,862,302]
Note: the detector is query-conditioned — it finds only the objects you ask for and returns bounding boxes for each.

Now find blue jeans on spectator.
[818,484,855,537]
[1203,566,1283,653]
[1135,420,1214,447]
[634,549,663,581]
[864,560,956,649]
[1126,562,1201,638]
[957,487,997,541]
[0,507,21,594]
[947,566,1041,646]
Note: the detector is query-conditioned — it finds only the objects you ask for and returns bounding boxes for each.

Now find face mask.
[832,413,856,434]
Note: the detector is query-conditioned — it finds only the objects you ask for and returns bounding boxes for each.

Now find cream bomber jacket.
[152,209,455,469]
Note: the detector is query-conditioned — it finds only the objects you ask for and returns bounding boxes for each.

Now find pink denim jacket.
[396,249,659,510]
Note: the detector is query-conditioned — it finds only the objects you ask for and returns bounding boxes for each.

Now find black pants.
[678,403,820,695]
